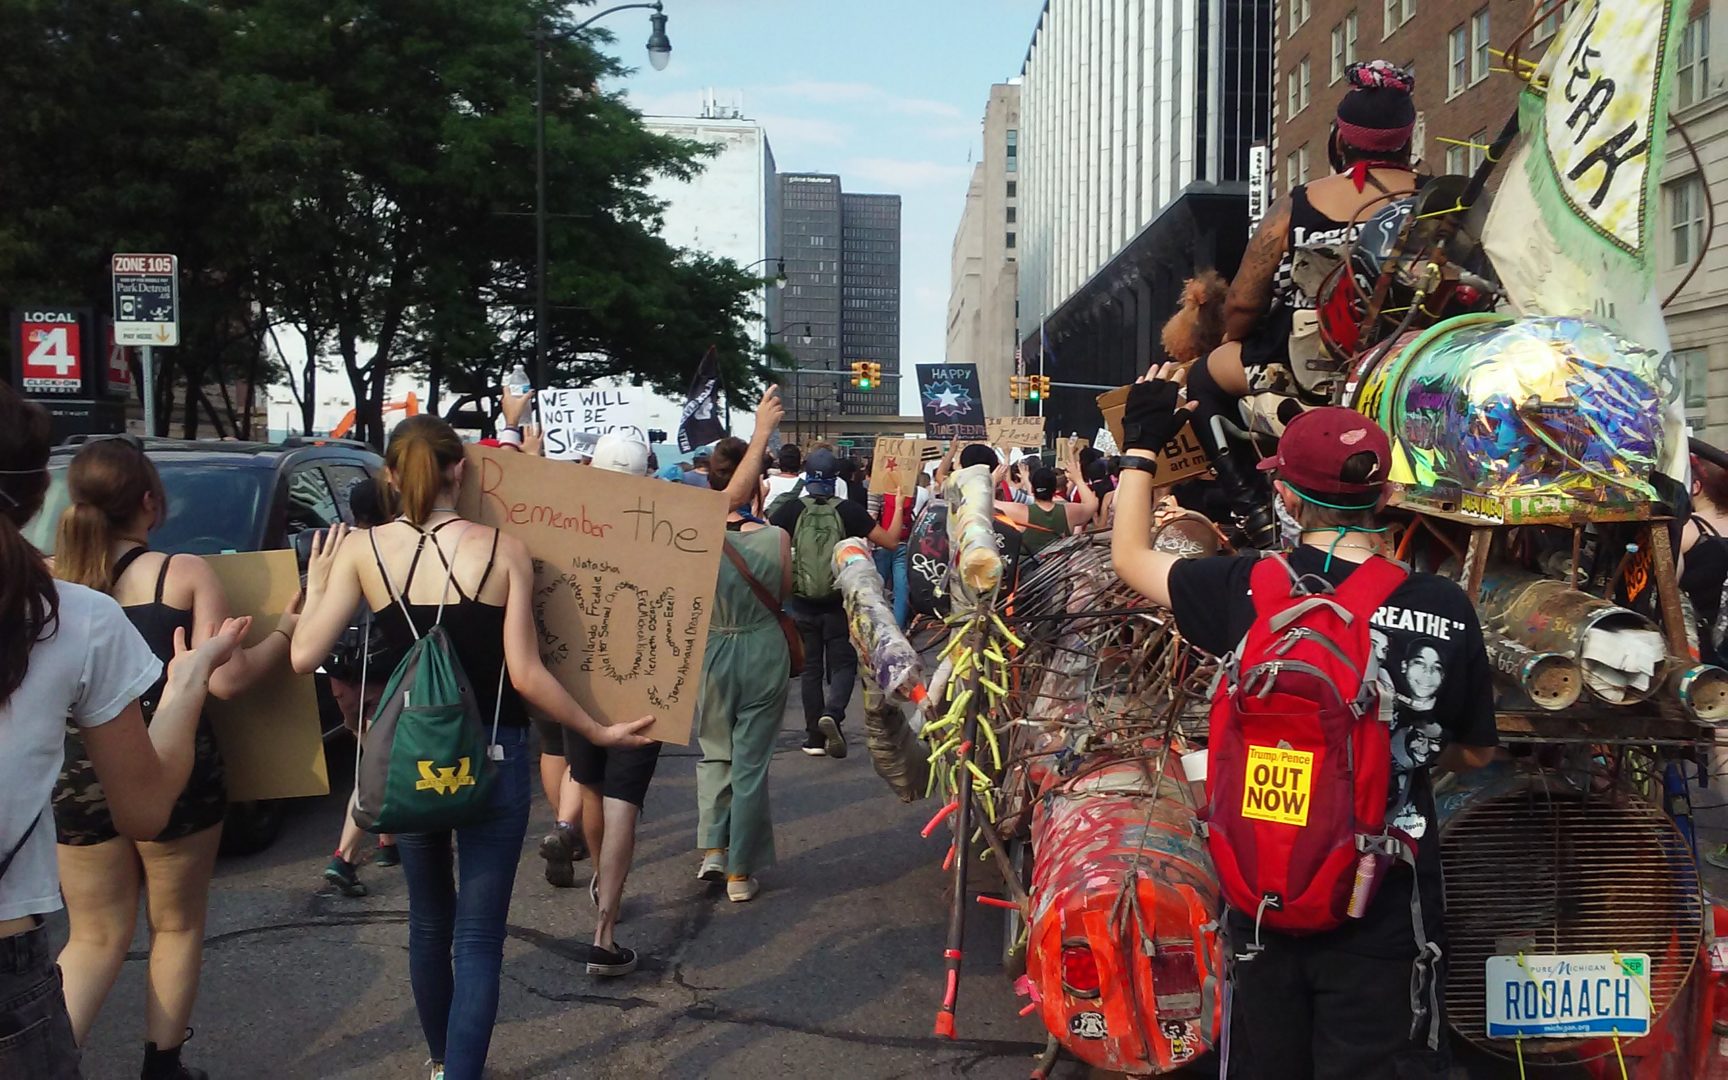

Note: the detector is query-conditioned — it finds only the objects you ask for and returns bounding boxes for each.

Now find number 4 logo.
[28,327,75,375]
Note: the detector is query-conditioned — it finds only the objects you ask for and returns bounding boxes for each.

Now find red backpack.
[1202,554,1410,938]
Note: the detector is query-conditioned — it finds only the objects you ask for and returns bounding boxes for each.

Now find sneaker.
[1707,844,1728,871]
[697,850,727,882]
[586,943,639,977]
[801,732,827,757]
[818,715,848,759]
[374,844,400,869]
[726,876,760,903]
[426,1060,444,1080]
[540,824,577,888]
[323,857,367,898]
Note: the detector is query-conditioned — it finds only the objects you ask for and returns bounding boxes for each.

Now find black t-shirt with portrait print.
[1168,546,1498,956]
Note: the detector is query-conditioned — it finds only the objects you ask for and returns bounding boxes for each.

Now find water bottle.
[507,363,532,397]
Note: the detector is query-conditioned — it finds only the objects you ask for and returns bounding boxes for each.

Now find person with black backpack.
[1110,365,1497,1080]
[767,447,906,757]
[291,416,654,1080]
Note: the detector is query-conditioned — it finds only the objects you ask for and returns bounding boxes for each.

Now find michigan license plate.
[1485,953,1651,1038]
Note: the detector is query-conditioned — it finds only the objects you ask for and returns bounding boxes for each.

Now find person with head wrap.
[1184,60,1421,549]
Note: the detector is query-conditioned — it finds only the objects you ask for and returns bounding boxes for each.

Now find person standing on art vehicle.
[290,415,654,1080]
[1110,364,1497,1079]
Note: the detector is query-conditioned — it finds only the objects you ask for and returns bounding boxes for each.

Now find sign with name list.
[458,445,727,744]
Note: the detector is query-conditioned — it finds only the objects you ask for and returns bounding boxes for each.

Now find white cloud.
[844,156,975,190]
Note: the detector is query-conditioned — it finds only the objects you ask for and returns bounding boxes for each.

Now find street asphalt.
[57,693,1057,1080]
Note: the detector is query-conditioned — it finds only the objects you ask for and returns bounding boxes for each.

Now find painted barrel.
[1025,754,1224,1074]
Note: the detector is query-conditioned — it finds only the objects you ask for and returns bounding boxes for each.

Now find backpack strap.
[428,527,467,629]
[0,809,42,886]
[723,537,786,610]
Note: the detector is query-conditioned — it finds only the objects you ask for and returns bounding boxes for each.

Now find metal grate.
[1439,780,1703,1059]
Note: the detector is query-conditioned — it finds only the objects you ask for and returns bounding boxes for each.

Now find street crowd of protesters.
[0,367,1125,1080]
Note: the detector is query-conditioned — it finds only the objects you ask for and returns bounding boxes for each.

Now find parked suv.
[24,436,383,854]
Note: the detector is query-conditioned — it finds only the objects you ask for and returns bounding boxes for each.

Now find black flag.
[677,345,725,452]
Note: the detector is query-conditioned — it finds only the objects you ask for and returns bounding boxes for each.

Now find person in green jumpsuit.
[695,436,793,903]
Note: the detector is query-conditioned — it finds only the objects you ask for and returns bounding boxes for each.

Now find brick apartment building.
[1273,0,1569,193]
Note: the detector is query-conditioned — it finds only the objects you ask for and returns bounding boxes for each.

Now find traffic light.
[867,362,882,389]
[1009,375,1024,401]
[1028,374,1043,402]
[850,361,866,389]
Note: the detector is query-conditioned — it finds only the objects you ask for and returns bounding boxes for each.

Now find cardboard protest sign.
[915,364,987,441]
[458,445,725,744]
[204,550,329,802]
[1055,435,1090,461]
[869,437,934,496]
[987,416,1045,449]
[1097,385,1213,484]
[537,387,644,460]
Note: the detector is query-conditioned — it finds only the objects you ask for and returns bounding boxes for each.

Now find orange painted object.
[1025,754,1223,1074]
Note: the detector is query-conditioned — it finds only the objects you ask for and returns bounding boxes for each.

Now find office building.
[1016,0,1274,435]
[642,100,781,349]
[948,82,1022,418]
[841,192,902,416]
[778,173,902,436]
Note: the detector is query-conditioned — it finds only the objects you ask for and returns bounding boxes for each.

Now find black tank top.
[370,521,527,728]
[110,547,197,719]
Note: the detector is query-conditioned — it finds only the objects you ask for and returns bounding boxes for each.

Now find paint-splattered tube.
[944,464,1003,611]
[1481,631,1583,711]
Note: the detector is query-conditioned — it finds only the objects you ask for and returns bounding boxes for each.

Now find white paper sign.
[538,387,645,461]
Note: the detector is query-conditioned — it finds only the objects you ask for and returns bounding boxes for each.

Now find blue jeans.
[872,545,911,629]
[396,725,531,1080]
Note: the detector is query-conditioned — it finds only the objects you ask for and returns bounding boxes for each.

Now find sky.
[614,0,1046,415]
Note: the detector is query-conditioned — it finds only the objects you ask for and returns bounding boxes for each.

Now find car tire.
[221,800,286,856]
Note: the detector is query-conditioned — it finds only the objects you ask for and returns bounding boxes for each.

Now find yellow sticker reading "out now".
[1242,745,1315,826]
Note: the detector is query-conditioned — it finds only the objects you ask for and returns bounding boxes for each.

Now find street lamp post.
[764,321,812,443]
[534,2,672,391]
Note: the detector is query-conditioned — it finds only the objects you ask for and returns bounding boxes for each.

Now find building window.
[1682,349,1710,413]
[1007,206,1017,224]
[1290,0,1311,36]
[1006,129,1018,174]
[1286,145,1311,192]
[1669,175,1707,269]
[1299,144,1311,185]
[1469,128,1488,171]
[1448,23,1468,97]
[1535,0,1578,43]
[1470,8,1491,85]
[1679,14,1711,109]
[1331,12,1358,82]
[1006,231,1017,249]
[1383,0,1414,34]
[1006,180,1017,198]
[1288,58,1312,116]
[1445,143,1467,175]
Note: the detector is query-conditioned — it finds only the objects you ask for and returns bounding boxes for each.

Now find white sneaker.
[427,1060,444,1080]
[726,876,760,902]
[698,850,727,882]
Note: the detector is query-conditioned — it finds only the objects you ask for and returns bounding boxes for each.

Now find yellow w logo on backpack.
[415,758,476,796]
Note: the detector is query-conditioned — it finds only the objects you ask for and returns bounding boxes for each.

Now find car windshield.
[24,461,269,556]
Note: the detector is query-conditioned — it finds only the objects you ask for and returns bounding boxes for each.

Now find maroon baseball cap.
[1257,407,1390,502]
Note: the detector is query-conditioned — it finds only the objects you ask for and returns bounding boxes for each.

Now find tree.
[0,0,766,444]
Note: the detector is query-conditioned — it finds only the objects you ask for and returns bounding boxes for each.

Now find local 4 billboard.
[13,308,91,396]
